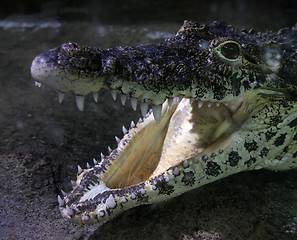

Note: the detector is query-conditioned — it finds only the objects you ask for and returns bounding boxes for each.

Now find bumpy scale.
[31,21,297,224]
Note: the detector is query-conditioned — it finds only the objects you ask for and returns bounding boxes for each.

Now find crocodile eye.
[221,42,240,59]
[213,40,242,66]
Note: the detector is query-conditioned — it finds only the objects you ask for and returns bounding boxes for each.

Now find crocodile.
[31,20,297,224]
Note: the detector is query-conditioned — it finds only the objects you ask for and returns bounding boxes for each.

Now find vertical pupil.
[221,43,239,59]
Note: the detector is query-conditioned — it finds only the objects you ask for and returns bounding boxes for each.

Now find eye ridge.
[221,42,240,60]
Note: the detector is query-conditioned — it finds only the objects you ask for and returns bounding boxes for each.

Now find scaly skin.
[31,21,297,224]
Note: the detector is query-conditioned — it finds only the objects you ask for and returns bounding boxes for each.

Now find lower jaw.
[59,97,248,224]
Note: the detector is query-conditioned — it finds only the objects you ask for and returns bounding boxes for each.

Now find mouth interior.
[104,97,246,189]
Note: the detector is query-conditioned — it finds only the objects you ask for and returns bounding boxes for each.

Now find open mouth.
[53,89,255,224]
[102,96,245,189]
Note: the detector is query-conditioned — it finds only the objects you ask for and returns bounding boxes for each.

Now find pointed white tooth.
[77,165,82,173]
[58,92,64,103]
[130,121,135,128]
[93,158,98,165]
[140,102,148,117]
[130,193,136,200]
[35,81,42,87]
[122,126,128,135]
[138,118,142,124]
[140,188,146,195]
[108,146,112,153]
[168,98,173,107]
[216,102,221,107]
[121,94,127,106]
[100,153,104,160]
[183,160,189,168]
[61,189,66,197]
[111,90,117,100]
[173,167,180,176]
[121,196,127,203]
[106,194,116,209]
[86,162,90,169]
[131,98,137,111]
[115,136,120,143]
[76,95,85,111]
[152,105,162,123]
[99,210,105,217]
[66,205,73,216]
[198,100,204,108]
[93,92,99,102]
[190,98,195,104]
[58,195,65,207]
[207,102,213,108]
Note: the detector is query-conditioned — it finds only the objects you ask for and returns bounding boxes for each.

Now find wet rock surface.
[0,1,297,239]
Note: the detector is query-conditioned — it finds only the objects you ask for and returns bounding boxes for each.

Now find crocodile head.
[31,21,297,224]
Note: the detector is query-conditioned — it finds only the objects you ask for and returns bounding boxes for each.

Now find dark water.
[0,1,297,239]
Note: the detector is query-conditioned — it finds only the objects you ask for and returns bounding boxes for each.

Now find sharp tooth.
[140,102,148,117]
[106,194,116,209]
[122,126,128,135]
[115,136,120,143]
[168,98,173,106]
[58,195,65,207]
[77,165,82,174]
[86,162,90,169]
[207,102,213,108]
[182,160,189,168]
[93,158,98,165]
[66,205,73,216]
[121,196,127,203]
[34,81,42,87]
[216,102,221,107]
[93,92,99,102]
[131,98,137,111]
[61,189,66,197]
[121,94,127,106]
[130,121,135,128]
[99,210,105,217]
[140,188,146,195]
[76,95,85,111]
[190,98,195,104]
[152,105,162,123]
[58,92,64,103]
[130,193,136,200]
[173,167,180,176]
[138,118,142,124]
[198,100,204,108]
[108,146,112,153]
[100,153,104,160]
[111,90,117,100]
